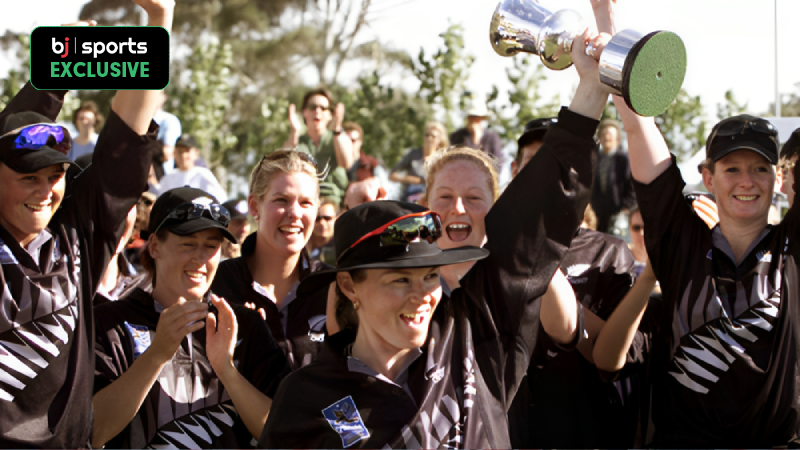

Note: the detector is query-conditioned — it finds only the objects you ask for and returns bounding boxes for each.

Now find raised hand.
[149,297,208,363]
[590,0,617,35]
[206,294,239,377]
[333,103,345,131]
[287,103,303,132]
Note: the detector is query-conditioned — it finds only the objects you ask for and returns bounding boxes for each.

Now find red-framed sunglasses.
[337,211,443,264]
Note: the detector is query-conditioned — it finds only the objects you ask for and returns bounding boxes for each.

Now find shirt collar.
[711,224,772,266]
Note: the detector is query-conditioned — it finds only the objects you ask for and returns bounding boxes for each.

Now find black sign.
[30,26,170,90]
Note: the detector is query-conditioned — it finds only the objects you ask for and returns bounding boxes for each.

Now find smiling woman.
[92,186,290,449]
[211,149,334,370]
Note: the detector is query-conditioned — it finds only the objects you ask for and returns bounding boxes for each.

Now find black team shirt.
[0,83,157,448]
[508,228,640,449]
[94,288,290,448]
[634,155,800,447]
[258,107,597,449]
[211,239,330,370]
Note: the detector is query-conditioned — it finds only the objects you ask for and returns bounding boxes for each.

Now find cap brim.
[711,141,778,165]
[6,147,76,173]
[297,246,489,297]
[144,217,238,244]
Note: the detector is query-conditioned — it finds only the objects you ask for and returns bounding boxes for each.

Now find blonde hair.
[422,145,500,205]
[424,121,449,151]
[249,150,320,199]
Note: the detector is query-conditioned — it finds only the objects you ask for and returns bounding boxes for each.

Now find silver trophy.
[489,0,687,116]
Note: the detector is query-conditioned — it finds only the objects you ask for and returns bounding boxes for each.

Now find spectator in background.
[283,88,352,193]
[68,100,102,160]
[221,199,250,260]
[157,134,228,202]
[307,182,341,266]
[126,191,157,269]
[590,118,636,233]
[343,177,386,210]
[780,128,800,207]
[151,90,181,179]
[449,96,503,169]
[390,121,448,202]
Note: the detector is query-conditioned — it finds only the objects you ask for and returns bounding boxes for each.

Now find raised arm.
[591,0,672,184]
[592,261,657,371]
[111,0,174,134]
[331,103,355,169]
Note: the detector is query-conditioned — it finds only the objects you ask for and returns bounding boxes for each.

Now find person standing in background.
[449,96,503,169]
[590,119,636,233]
[68,100,102,160]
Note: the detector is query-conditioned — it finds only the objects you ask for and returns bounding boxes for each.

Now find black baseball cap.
[143,186,237,243]
[221,199,249,220]
[175,134,199,149]
[706,114,779,165]
[517,117,557,151]
[297,200,488,296]
[0,112,76,174]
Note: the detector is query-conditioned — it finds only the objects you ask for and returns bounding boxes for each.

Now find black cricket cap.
[0,112,75,173]
[143,186,236,243]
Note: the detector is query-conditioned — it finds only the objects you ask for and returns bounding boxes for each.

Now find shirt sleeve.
[61,109,160,297]
[93,309,133,394]
[631,156,710,295]
[0,82,67,123]
[458,106,598,405]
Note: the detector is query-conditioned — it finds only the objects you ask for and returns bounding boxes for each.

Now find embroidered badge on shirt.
[322,395,370,448]
[308,314,327,342]
[125,322,153,359]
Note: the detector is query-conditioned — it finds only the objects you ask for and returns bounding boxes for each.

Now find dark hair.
[334,269,367,332]
[781,128,800,162]
[139,229,170,287]
[342,121,363,138]
[301,88,334,111]
[72,100,104,130]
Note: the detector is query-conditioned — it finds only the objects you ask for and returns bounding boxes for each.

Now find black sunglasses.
[337,211,443,264]
[708,117,778,148]
[153,201,231,234]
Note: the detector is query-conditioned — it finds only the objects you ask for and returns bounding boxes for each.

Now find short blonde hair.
[422,145,499,205]
[249,150,320,199]
[424,122,449,151]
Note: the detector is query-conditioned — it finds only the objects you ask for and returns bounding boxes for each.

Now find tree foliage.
[655,88,707,162]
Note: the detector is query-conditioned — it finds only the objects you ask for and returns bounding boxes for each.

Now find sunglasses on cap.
[3,123,72,156]
[708,117,778,148]
[260,149,318,167]
[337,211,443,264]
[153,201,231,235]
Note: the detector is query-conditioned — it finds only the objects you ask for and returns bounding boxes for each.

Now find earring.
[353,301,360,311]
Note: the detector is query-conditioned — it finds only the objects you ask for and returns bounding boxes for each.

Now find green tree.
[767,82,800,117]
[655,88,707,162]
[486,56,559,144]
[167,40,237,184]
[412,24,474,130]
[333,71,433,167]
[717,89,748,120]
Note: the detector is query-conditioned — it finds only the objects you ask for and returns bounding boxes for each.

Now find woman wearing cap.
[92,187,290,449]
[259,30,609,449]
[588,0,800,446]
[390,121,448,203]
[220,199,251,260]
[0,2,175,447]
[212,150,332,369]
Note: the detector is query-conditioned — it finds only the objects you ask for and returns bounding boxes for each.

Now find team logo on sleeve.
[322,396,370,448]
[125,322,152,359]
